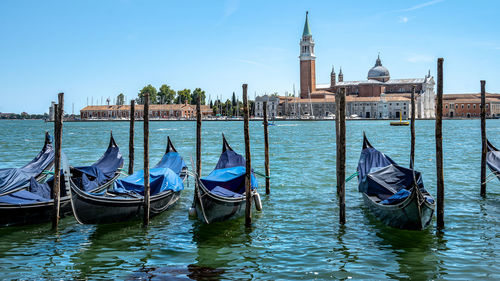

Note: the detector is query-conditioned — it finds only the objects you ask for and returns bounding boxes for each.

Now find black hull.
[0,196,72,227]
[362,190,435,230]
[195,183,247,224]
[70,183,181,224]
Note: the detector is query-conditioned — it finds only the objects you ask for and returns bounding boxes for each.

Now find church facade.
[297,12,436,119]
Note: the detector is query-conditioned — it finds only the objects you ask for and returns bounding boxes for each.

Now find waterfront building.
[296,12,435,119]
[80,103,212,120]
[442,93,500,118]
[255,95,280,118]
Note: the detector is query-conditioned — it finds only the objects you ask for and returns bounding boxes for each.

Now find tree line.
[114,84,256,116]
[115,84,207,106]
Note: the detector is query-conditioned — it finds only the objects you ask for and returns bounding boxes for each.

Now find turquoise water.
[0,119,498,280]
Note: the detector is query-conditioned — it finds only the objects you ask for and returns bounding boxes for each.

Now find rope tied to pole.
[253,170,270,179]
[345,171,358,183]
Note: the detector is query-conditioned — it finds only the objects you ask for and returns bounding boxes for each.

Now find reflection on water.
[0,119,498,279]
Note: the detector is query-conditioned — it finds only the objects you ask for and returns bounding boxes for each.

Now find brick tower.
[299,11,316,99]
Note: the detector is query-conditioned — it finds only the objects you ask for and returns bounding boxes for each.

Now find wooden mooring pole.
[129,100,135,175]
[143,93,150,226]
[263,101,270,195]
[196,95,202,178]
[336,88,346,225]
[52,93,64,230]
[242,84,253,227]
[410,86,416,169]
[480,80,487,197]
[335,89,340,195]
[436,58,444,230]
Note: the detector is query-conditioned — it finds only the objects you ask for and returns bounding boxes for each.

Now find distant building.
[255,95,280,117]
[80,103,212,120]
[296,12,435,119]
[442,93,500,118]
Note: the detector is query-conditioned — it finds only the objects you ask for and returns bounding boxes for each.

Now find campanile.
[299,11,316,99]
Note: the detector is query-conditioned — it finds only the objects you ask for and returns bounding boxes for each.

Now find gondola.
[0,132,54,197]
[487,139,500,182]
[192,134,260,224]
[70,137,187,224]
[0,132,124,227]
[357,134,435,230]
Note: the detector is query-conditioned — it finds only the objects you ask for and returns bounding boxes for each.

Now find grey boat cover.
[487,140,500,178]
[0,133,54,195]
[357,135,425,203]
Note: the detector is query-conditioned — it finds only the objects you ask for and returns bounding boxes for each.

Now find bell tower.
[299,11,316,99]
[330,66,336,88]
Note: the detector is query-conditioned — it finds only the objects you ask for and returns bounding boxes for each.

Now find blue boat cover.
[113,168,184,195]
[154,151,186,175]
[357,136,425,203]
[72,136,124,191]
[201,138,258,195]
[0,133,54,195]
[201,166,257,195]
[487,140,500,177]
[111,149,186,196]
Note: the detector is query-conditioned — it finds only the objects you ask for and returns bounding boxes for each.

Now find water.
[0,119,498,280]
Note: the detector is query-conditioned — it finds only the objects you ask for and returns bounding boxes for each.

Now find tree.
[137,84,158,104]
[191,88,206,105]
[158,84,176,104]
[116,93,125,105]
[175,89,191,104]
[232,92,237,107]
[210,100,213,108]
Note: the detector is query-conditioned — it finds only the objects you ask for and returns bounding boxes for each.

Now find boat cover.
[113,167,184,195]
[72,136,124,191]
[357,136,425,203]
[111,149,186,196]
[0,133,54,195]
[487,140,500,177]
[153,151,186,175]
[201,139,258,195]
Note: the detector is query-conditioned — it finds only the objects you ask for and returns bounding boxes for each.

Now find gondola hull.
[362,190,434,230]
[195,184,247,224]
[70,184,181,224]
[0,197,72,227]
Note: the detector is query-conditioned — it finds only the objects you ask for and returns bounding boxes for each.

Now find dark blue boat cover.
[201,140,258,195]
[111,150,186,196]
[357,137,424,203]
[487,140,500,177]
[0,133,54,195]
[73,136,124,191]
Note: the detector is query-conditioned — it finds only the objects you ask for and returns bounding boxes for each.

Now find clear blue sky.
[1,0,499,114]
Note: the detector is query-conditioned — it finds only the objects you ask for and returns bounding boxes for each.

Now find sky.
[0,0,499,114]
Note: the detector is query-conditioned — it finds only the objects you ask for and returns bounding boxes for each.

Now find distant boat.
[487,139,500,182]
[357,134,435,230]
[192,134,261,224]
[390,112,409,126]
[70,137,187,224]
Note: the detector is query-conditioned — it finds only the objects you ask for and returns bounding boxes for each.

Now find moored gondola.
[486,139,500,181]
[357,134,435,230]
[0,132,124,227]
[70,137,187,224]
[192,134,260,224]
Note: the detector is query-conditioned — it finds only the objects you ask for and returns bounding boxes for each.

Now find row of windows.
[445,104,489,109]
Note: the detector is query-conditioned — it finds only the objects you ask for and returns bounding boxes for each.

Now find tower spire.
[303,11,311,37]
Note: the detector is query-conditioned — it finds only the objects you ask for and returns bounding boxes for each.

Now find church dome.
[367,55,390,81]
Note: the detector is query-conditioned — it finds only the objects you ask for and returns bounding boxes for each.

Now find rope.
[253,170,270,179]
[345,171,358,183]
